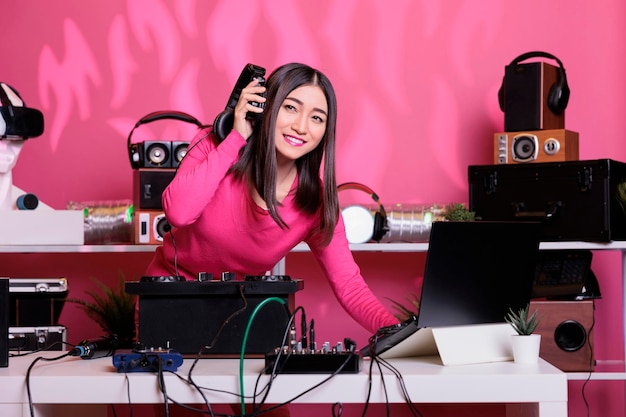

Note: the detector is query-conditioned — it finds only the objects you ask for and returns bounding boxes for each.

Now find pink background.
[2,1,625,416]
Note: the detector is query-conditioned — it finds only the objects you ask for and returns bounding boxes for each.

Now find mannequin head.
[0,139,23,174]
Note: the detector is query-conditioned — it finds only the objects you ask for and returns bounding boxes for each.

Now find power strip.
[264,349,361,374]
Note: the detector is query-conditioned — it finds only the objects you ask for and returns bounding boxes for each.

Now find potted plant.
[68,273,136,348]
[505,303,542,364]
[442,203,476,221]
[387,293,420,322]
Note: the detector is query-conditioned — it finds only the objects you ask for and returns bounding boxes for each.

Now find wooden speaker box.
[503,61,565,132]
[493,129,579,165]
[530,300,595,372]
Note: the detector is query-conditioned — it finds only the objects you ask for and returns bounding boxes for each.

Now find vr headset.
[0,82,44,140]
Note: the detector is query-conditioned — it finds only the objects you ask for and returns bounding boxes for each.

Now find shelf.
[1,241,626,255]
[567,361,626,381]
[0,244,159,254]
[292,241,626,253]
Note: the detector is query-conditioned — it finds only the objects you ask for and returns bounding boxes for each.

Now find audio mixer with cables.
[264,338,361,374]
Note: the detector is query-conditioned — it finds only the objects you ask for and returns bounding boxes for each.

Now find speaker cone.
[554,320,586,352]
[172,142,189,165]
[145,141,171,167]
[511,134,538,162]
[153,214,171,241]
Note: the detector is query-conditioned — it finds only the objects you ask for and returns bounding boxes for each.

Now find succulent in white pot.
[505,303,542,364]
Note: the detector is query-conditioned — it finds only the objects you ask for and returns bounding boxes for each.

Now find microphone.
[70,335,120,360]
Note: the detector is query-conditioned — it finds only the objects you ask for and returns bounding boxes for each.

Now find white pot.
[511,334,541,364]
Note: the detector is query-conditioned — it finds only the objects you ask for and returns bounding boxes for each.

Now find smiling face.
[273,84,328,165]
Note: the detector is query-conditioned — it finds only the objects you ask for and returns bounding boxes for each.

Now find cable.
[186,285,250,416]
[239,297,287,413]
[251,307,302,411]
[580,299,596,417]
[364,334,424,417]
[167,128,213,279]
[26,352,72,417]
[368,354,424,417]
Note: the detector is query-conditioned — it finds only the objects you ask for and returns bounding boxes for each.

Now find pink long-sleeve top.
[144,127,398,334]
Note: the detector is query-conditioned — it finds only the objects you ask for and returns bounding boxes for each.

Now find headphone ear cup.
[547,78,570,115]
[212,109,234,143]
[372,211,388,242]
[497,77,505,112]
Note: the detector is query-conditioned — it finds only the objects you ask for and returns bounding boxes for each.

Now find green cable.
[239,296,287,414]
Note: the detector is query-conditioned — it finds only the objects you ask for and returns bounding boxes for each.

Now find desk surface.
[0,352,567,416]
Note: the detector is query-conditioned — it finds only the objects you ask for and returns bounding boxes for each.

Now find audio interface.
[113,348,183,373]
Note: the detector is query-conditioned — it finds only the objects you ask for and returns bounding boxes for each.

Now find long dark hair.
[230,63,339,245]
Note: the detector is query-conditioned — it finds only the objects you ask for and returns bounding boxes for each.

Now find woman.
[144,62,397,335]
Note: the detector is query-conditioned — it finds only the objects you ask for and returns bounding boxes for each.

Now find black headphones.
[213,64,266,143]
[127,110,203,169]
[498,51,570,115]
[337,182,388,242]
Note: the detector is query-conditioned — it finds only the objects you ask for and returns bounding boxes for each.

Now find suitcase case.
[9,278,68,326]
[9,325,67,352]
[1,278,8,367]
[468,159,626,242]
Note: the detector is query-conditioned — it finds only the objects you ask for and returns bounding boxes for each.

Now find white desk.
[0,352,567,417]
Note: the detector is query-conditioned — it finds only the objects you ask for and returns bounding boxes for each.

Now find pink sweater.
[144,128,398,334]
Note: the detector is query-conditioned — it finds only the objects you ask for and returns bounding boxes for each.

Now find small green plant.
[386,293,420,322]
[505,303,540,335]
[68,272,136,347]
[442,203,476,221]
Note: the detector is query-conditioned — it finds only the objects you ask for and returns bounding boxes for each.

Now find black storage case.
[468,159,626,242]
[1,278,8,367]
[9,325,67,352]
[9,278,68,326]
[126,279,303,356]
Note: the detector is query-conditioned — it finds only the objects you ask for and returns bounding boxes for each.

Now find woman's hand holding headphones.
[232,79,266,140]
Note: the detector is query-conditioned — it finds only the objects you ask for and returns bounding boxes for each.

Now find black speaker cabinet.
[1,278,9,367]
[126,279,303,356]
[133,168,176,210]
[503,62,565,132]
[530,300,594,372]
[469,159,626,242]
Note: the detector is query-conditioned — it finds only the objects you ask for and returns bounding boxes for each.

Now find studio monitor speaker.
[494,129,579,165]
[133,168,176,210]
[502,61,566,132]
[1,278,8,367]
[530,299,595,372]
[134,210,170,245]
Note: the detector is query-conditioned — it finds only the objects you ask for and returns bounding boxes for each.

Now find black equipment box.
[468,159,626,242]
[9,325,67,352]
[126,278,303,356]
[9,278,68,326]
[1,278,8,367]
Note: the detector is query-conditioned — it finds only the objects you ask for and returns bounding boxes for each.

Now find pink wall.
[2,1,626,416]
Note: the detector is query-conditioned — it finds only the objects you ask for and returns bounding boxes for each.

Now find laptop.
[366,220,542,364]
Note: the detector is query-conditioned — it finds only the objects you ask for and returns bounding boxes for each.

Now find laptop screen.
[416,220,542,328]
